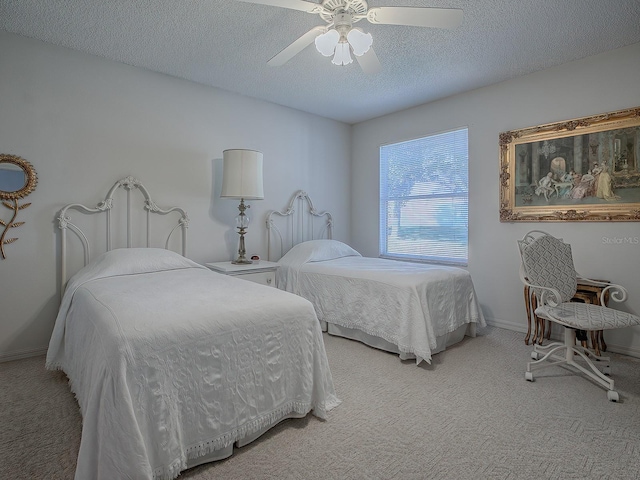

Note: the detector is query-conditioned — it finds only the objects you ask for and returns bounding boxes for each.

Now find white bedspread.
[46,248,339,480]
[277,240,485,365]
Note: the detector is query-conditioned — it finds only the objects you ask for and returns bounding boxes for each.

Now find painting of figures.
[500,107,640,221]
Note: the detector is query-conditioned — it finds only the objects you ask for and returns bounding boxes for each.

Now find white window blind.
[380,128,468,265]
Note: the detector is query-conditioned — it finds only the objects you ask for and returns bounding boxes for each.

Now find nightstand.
[205,260,279,287]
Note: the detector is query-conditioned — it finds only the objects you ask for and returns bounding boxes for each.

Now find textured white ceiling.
[2,0,640,124]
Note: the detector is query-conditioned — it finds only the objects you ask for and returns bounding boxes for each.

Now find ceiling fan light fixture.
[315,28,340,56]
[346,28,372,56]
[332,41,353,66]
[245,0,463,74]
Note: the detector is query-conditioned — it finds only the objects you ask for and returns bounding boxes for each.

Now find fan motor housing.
[319,0,368,23]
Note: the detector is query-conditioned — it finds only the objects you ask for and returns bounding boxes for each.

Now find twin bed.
[48,180,484,479]
[47,178,339,480]
[267,190,485,365]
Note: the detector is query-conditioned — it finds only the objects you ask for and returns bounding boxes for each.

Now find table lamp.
[221,149,264,264]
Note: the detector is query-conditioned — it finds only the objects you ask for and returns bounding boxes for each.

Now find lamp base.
[231,258,253,265]
[233,220,252,265]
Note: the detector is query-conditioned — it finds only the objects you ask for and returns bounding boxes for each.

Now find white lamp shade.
[221,149,264,199]
[315,29,340,56]
[332,42,353,66]
[347,28,373,56]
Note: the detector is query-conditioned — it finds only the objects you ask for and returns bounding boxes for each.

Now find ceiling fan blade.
[267,26,326,66]
[367,7,463,29]
[235,0,322,13]
[356,48,382,75]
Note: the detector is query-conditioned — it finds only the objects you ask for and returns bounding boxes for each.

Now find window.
[380,127,468,265]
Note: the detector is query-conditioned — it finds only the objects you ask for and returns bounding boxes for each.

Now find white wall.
[0,31,351,361]
[352,42,640,357]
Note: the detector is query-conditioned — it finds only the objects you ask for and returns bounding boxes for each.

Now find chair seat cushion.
[535,302,640,330]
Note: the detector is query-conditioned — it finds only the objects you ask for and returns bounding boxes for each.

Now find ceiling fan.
[236,0,463,74]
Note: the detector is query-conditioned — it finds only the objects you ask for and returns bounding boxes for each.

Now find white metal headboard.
[266,190,332,261]
[58,176,189,291]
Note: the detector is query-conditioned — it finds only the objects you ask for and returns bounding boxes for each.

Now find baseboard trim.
[485,318,528,334]
[485,317,640,359]
[603,343,640,359]
[0,346,48,363]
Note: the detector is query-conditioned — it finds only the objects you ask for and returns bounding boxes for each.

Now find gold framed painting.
[499,106,640,222]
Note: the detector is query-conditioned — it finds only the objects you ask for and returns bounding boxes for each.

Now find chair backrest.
[518,231,577,304]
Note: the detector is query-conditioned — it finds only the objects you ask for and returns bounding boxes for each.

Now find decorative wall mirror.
[0,154,38,259]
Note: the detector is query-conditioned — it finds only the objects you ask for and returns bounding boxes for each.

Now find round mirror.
[0,154,37,200]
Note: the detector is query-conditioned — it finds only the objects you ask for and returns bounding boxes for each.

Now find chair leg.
[599,330,607,352]
[524,286,532,345]
[590,331,601,356]
[565,328,576,362]
[531,294,545,345]
[526,327,617,401]
[545,320,551,340]
[536,317,545,345]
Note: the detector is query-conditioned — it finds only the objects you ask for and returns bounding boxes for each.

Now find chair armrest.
[576,274,629,304]
[519,264,562,307]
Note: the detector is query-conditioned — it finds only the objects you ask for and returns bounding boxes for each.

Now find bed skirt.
[185,411,308,469]
[320,321,475,361]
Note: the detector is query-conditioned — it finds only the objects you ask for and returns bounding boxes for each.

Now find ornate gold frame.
[499,106,640,222]
[0,154,38,259]
[0,154,38,200]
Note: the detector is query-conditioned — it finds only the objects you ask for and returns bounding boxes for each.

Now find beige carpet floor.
[2,326,640,480]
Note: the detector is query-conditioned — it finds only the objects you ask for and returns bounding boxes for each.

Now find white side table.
[204,260,279,287]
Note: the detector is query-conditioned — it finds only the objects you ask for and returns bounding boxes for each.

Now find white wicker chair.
[517,230,640,402]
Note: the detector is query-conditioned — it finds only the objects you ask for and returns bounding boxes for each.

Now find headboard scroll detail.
[58,176,189,292]
[266,190,332,261]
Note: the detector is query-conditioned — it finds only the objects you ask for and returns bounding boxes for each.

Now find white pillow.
[279,240,361,266]
[69,247,204,285]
